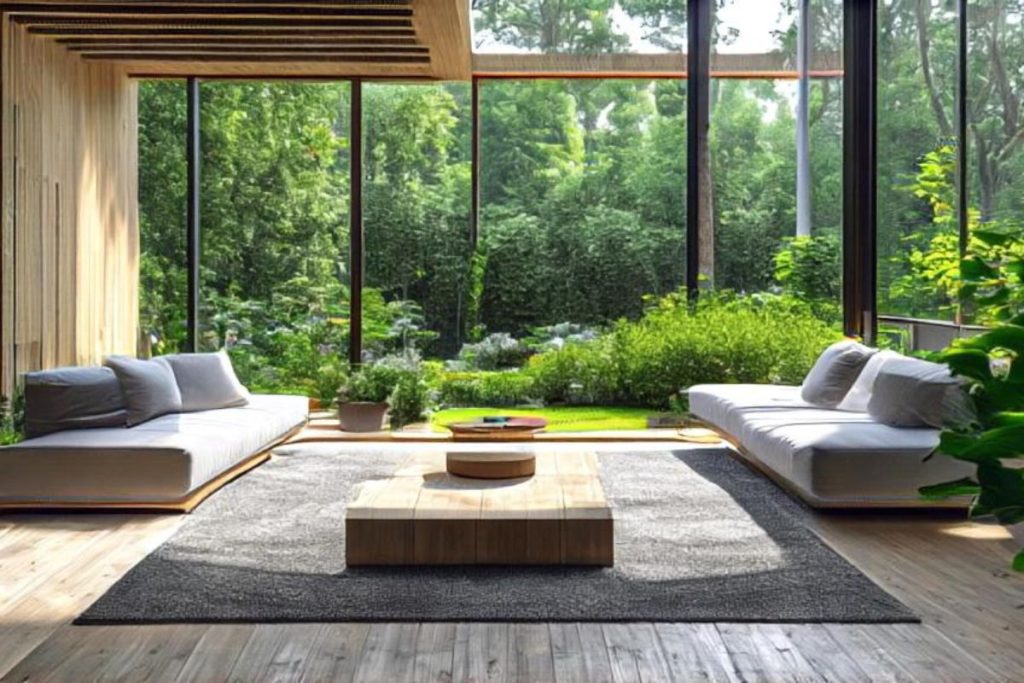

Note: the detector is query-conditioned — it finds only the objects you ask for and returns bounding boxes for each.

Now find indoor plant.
[920,232,1024,571]
[336,354,431,432]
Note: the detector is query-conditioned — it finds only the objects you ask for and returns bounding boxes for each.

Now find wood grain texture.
[0,21,137,397]
[0,0,471,80]
[0,445,1022,682]
[346,449,613,566]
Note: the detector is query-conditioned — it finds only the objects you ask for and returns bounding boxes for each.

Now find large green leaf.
[960,325,1024,354]
[919,477,980,500]
[971,229,1015,247]
[960,256,998,280]
[971,462,1024,524]
[957,423,1024,461]
[937,348,992,382]
[1014,549,1024,574]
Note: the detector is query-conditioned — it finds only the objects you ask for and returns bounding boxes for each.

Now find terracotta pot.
[338,401,390,432]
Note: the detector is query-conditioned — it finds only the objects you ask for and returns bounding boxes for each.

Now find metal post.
[795,0,812,238]
[686,0,711,299]
[185,77,200,352]
[955,0,969,324]
[349,78,364,367]
[842,0,877,343]
[470,76,480,248]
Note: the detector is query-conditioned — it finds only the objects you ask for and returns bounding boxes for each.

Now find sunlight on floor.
[938,523,1012,541]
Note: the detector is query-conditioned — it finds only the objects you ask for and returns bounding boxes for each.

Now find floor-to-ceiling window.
[477,78,687,342]
[362,82,472,362]
[709,0,843,323]
[138,80,188,356]
[198,82,352,400]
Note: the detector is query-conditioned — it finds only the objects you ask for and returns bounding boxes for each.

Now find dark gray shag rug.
[77,445,916,624]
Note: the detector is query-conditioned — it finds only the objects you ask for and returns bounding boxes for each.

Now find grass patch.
[430,406,656,433]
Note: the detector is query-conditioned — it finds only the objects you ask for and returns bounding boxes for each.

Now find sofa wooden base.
[0,422,305,514]
[704,423,969,510]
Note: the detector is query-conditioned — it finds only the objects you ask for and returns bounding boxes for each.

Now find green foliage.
[526,291,842,409]
[437,370,539,408]
[338,354,432,428]
[0,388,24,445]
[923,253,1024,571]
[773,231,842,323]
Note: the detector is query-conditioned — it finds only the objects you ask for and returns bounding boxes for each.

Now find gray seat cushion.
[105,356,183,426]
[800,340,876,408]
[868,357,974,429]
[23,366,127,438]
[163,350,250,412]
[689,383,973,506]
[0,394,308,504]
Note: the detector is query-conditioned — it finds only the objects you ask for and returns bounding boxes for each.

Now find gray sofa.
[0,356,308,511]
[689,383,974,508]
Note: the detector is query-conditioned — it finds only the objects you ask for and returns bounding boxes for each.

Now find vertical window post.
[349,78,364,367]
[686,0,711,299]
[956,0,969,324]
[842,0,877,343]
[470,76,480,249]
[185,77,200,353]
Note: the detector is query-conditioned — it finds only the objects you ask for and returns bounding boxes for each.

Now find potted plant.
[336,354,432,432]
[336,364,398,432]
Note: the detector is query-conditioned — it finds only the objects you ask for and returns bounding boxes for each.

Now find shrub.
[526,339,620,405]
[455,332,532,370]
[338,353,432,428]
[437,370,538,407]
[527,292,841,409]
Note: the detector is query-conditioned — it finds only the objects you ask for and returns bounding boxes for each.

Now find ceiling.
[0,0,471,80]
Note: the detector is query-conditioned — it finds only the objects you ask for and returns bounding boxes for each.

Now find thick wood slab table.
[346,449,613,566]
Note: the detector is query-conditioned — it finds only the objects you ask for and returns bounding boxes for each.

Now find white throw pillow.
[867,357,974,429]
[104,356,183,426]
[800,340,877,408]
[836,350,903,412]
[163,350,250,413]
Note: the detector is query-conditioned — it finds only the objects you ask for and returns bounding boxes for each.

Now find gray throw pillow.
[163,350,250,412]
[23,366,128,438]
[867,357,975,429]
[800,340,877,408]
[104,356,183,426]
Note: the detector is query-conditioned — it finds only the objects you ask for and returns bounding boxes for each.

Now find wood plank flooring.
[1,444,1022,682]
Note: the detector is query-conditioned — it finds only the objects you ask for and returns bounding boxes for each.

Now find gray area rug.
[77,445,916,623]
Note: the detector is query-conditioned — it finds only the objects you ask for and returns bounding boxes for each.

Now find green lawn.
[430,406,655,433]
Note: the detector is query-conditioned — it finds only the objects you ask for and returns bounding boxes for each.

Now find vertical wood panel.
[0,21,138,397]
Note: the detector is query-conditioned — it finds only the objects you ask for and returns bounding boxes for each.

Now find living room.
[0,1,1022,681]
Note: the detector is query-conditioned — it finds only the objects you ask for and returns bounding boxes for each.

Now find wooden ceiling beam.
[70,45,429,55]
[3,4,411,15]
[59,36,421,46]
[17,16,413,29]
[30,27,417,38]
[85,52,430,63]
[64,41,426,52]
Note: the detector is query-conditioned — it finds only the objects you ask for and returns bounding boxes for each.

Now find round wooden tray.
[446,451,536,479]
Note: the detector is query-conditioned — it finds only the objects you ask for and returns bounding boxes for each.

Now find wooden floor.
[1,443,1022,682]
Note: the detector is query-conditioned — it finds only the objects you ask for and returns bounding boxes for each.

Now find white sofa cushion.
[0,394,308,504]
[163,350,251,412]
[105,356,183,426]
[836,349,903,412]
[800,340,876,408]
[689,383,974,506]
[868,357,974,429]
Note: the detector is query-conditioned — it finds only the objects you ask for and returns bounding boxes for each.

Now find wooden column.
[349,78,363,367]
[185,77,200,353]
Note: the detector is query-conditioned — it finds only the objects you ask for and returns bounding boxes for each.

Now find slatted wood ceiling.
[0,0,472,79]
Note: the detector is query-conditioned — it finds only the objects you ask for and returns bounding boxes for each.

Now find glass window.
[472,0,686,54]
[709,0,843,323]
[362,82,472,361]
[478,78,686,341]
[138,80,188,356]
[877,0,958,321]
[198,82,351,401]
[966,0,1024,324]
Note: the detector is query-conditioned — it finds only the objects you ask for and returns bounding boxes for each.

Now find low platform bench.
[0,353,308,512]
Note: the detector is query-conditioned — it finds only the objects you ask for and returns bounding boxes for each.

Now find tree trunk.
[697,5,715,287]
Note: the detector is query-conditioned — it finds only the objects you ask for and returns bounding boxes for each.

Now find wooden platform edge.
[0,421,307,514]
[701,419,970,511]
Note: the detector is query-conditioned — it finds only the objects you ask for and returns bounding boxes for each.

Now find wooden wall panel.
[0,21,138,398]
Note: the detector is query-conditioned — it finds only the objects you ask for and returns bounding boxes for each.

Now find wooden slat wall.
[0,20,138,398]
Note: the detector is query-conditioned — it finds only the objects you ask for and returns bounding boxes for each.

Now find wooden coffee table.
[346,449,613,566]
